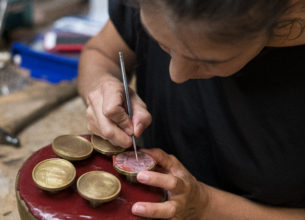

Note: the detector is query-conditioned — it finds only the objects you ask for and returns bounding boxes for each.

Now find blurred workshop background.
[0,0,108,219]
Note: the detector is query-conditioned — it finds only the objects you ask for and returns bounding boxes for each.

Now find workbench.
[0,81,88,220]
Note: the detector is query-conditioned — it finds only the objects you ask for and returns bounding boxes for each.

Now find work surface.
[0,88,88,219]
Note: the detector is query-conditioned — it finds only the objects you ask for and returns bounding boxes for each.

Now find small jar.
[91,134,125,156]
[52,135,93,161]
[77,171,121,208]
[32,158,76,193]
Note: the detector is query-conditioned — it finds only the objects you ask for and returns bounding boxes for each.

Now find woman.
[78,0,305,219]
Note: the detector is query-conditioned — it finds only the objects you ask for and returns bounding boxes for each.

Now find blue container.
[11,43,79,83]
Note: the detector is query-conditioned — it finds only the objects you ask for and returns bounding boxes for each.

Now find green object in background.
[3,0,33,33]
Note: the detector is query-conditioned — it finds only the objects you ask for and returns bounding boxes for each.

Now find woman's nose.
[169,56,198,83]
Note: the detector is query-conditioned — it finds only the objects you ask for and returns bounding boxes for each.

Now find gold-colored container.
[32,158,76,192]
[113,151,156,183]
[52,135,93,161]
[77,171,121,208]
[91,135,125,156]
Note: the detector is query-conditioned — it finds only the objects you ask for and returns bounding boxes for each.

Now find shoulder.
[109,0,141,51]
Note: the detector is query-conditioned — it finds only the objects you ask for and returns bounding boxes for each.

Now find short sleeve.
[108,0,139,51]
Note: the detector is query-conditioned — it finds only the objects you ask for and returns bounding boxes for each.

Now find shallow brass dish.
[52,135,93,161]
[77,171,121,207]
[91,135,125,156]
[32,158,76,192]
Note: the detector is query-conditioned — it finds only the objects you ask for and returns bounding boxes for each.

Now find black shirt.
[109,0,305,207]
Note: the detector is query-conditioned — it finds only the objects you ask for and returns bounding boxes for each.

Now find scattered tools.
[0,80,78,146]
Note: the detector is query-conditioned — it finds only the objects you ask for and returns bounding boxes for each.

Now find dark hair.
[135,0,303,43]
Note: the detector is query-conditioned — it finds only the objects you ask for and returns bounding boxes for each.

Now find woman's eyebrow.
[141,18,238,64]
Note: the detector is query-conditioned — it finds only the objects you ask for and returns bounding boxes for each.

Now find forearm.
[77,20,136,102]
[78,45,122,101]
[202,183,305,220]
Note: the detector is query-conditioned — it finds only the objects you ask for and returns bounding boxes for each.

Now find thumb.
[130,92,152,137]
[132,107,152,137]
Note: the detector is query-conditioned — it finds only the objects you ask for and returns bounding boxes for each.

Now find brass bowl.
[77,171,121,208]
[113,151,156,183]
[32,158,76,192]
[91,135,125,156]
[52,135,93,161]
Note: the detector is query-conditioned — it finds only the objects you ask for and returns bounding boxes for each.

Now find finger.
[86,104,105,135]
[87,115,132,148]
[132,108,152,137]
[95,115,132,148]
[86,105,95,122]
[141,148,182,172]
[129,92,151,137]
[87,92,132,148]
[102,82,133,135]
[137,171,184,193]
[132,201,177,219]
[87,88,103,109]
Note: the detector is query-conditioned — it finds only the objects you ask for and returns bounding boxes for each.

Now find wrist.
[198,182,212,220]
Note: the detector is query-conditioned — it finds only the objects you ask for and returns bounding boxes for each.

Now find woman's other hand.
[132,148,209,219]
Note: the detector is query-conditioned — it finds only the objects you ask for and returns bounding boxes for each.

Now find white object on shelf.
[53,16,106,37]
[88,0,108,23]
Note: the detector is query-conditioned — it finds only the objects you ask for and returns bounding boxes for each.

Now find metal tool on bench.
[0,127,19,146]
[0,81,78,147]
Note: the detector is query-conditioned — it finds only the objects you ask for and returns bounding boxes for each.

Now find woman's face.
[140,6,269,83]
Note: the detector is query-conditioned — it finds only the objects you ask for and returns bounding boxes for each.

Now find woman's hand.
[132,148,210,219]
[85,75,152,148]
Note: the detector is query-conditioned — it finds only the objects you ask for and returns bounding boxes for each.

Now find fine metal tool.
[0,127,20,147]
[119,51,138,161]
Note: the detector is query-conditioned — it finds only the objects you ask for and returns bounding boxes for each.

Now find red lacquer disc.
[17,135,164,220]
[113,151,156,173]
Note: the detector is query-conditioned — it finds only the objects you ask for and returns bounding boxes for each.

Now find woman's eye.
[203,61,220,67]
[199,61,219,70]
[206,62,217,67]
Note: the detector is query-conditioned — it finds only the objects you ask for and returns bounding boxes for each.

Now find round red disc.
[17,135,164,220]
[113,151,156,173]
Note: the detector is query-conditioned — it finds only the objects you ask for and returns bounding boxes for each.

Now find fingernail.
[133,204,146,214]
[124,127,133,136]
[137,172,149,182]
